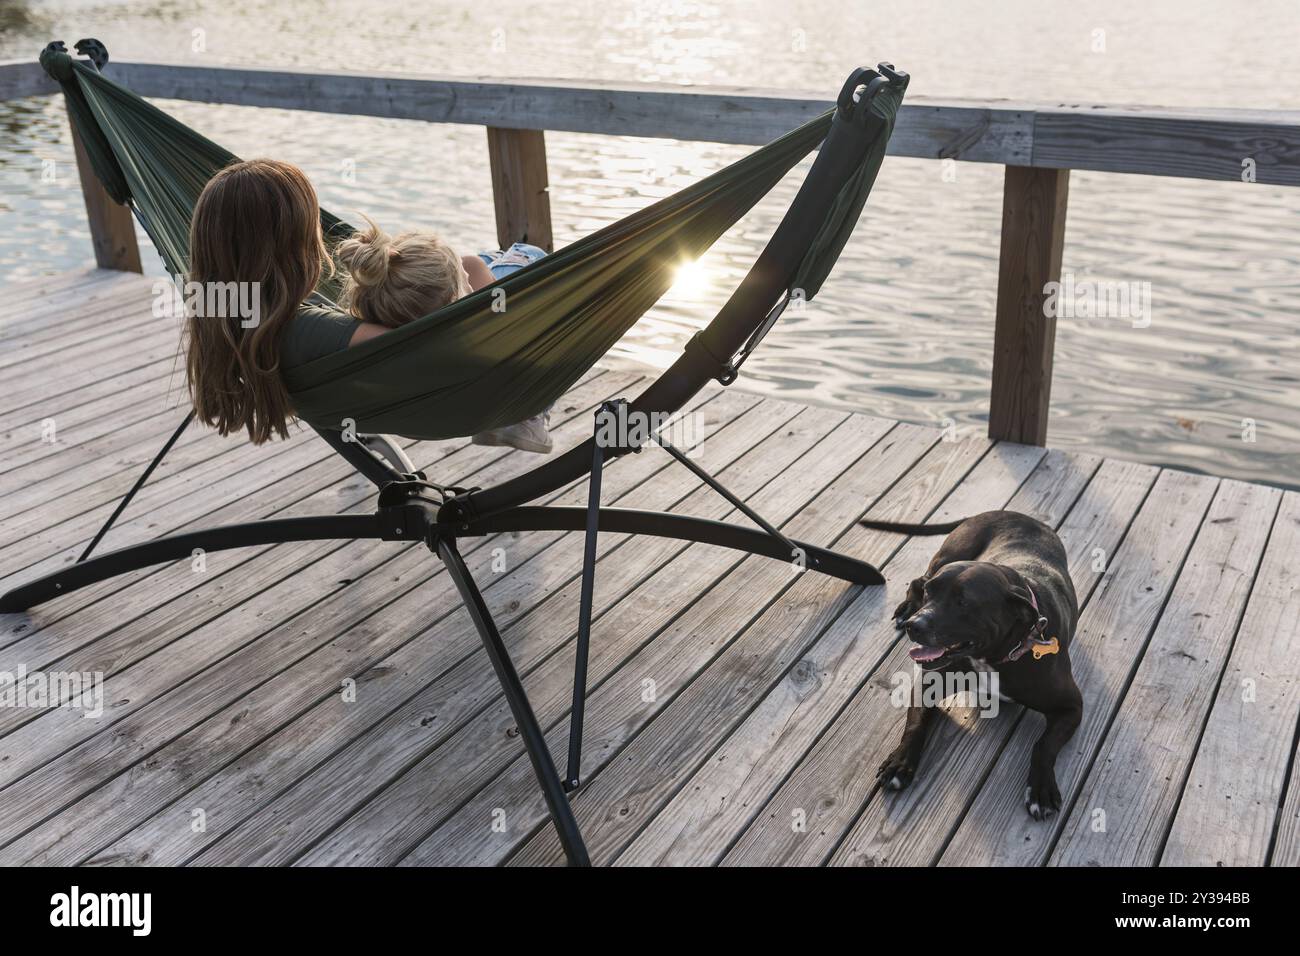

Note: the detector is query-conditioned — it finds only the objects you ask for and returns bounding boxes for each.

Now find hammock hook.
[74,38,109,72]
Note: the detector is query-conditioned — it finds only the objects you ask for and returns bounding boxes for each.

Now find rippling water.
[2,0,1298,488]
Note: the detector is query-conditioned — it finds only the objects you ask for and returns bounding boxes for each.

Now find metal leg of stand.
[654,431,802,560]
[566,420,605,791]
[435,536,591,866]
[1,513,384,613]
[79,409,194,562]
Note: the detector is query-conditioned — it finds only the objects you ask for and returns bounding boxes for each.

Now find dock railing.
[3,58,1298,445]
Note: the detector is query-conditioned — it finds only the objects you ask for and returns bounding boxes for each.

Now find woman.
[183,158,548,451]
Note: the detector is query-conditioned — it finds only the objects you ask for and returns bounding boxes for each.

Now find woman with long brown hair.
[184,158,511,446]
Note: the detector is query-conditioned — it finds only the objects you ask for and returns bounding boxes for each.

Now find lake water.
[2,0,1298,488]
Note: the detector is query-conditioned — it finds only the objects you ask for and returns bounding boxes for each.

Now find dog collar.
[998,585,1059,663]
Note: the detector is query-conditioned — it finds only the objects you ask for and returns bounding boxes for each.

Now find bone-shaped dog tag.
[1031,636,1060,660]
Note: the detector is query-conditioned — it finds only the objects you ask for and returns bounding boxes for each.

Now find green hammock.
[17,46,908,865]
[40,46,906,440]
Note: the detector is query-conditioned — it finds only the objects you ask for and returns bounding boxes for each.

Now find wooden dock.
[1,268,1297,867]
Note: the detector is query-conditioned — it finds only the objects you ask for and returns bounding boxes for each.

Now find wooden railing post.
[485,127,553,252]
[67,109,142,273]
[988,165,1070,445]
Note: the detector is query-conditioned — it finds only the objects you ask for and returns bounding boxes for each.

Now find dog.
[859,511,1083,819]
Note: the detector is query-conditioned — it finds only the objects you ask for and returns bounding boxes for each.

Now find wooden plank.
[0,416,263,548]
[1033,106,1300,186]
[0,411,205,538]
[1050,479,1281,866]
[150,403,868,866]
[486,128,553,252]
[0,266,104,299]
[935,468,1220,867]
[0,391,772,862]
[0,378,182,478]
[0,289,162,359]
[616,442,1052,866]
[94,62,1033,160]
[67,109,142,273]
[988,165,1069,445]
[5,59,1299,182]
[0,323,181,419]
[0,60,59,100]
[0,417,317,584]
[1163,491,1300,866]
[720,451,1124,867]
[492,430,990,867]
[0,270,137,326]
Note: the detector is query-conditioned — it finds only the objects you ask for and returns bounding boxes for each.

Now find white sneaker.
[473,412,553,453]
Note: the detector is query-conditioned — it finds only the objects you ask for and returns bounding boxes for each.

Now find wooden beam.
[67,111,142,273]
[485,127,553,252]
[988,165,1069,445]
[0,61,59,100]
[5,59,1300,183]
[1031,105,1300,185]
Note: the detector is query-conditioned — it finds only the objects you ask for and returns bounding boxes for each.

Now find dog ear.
[998,566,1038,622]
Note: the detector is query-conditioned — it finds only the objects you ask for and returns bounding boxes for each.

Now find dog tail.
[857,518,964,535]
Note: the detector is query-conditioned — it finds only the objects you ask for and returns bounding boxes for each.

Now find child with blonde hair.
[336,221,552,452]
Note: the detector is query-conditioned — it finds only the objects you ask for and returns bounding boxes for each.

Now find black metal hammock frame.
[2,39,908,865]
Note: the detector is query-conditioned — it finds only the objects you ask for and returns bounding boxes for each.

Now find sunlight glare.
[669,258,712,301]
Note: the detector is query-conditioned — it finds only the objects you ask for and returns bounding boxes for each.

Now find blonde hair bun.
[336,218,397,288]
[337,217,470,328]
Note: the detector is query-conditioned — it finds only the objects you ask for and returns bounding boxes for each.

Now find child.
[336,222,552,453]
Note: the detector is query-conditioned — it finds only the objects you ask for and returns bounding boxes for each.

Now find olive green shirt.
[280,295,358,370]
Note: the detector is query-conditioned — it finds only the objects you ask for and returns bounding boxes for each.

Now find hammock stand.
[1,42,907,866]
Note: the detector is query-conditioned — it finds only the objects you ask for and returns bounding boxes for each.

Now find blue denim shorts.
[478,241,548,279]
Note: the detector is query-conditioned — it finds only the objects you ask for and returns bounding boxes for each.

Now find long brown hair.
[184,159,329,444]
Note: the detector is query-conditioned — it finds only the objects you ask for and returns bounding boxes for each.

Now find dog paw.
[1024,773,1061,821]
[877,749,917,791]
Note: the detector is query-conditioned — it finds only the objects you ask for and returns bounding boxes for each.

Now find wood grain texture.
[0,376,650,863]
[1032,106,1300,186]
[486,128,553,252]
[404,424,946,866]
[1051,479,1281,866]
[288,406,879,868]
[5,60,1296,181]
[1,270,1292,867]
[988,165,1069,446]
[503,432,990,867]
[1164,491,1300,866]
[616,442,1050,866]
